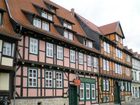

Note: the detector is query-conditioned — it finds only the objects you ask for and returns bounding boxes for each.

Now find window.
[29,38,38,54]
[41,11,53,21]
[103,42,110,53]
[56,72,62,88]
[63,22,72,29]
[115,64,122,74]
[103,59,109,71]
[125,82,128,91]
[46,42,53,57]
[70,50,75,63]
[79,52,83,64]
[102,79,109,91]
[3,42,12,56]
[86,40,93,48]
[0,13,1,23]
[93,57,98,69]
[120,81,124,91]
[64,30,73,40]
[86,84,90,99]
[57,46,63,60]
[33,18,41,28]
[28,68,37,87]
[116,48,122,58]
[91,84,96,99]
[126,55,131,62]
[42,21,49,31]
[87,55,92,66]
[33,18,50,31]
[80,83,84,100]
[45,71,52,87]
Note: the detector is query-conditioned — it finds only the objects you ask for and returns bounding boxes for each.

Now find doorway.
[69,85,78,105]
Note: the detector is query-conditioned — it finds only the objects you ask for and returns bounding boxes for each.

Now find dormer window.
[41,11,53,21]
[33,17,50,32]
[64,30,73,40]
[0,13,2,25]
[63,22,72,30]
[86,40,93,48]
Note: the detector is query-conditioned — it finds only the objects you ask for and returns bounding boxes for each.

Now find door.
[69,85,78,105]
[114,81,121,104]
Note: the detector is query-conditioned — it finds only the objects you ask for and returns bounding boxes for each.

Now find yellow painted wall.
[0,73,9,90]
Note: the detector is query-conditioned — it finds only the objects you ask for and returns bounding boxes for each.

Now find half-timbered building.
[0,0,20,104]
[0,0,133,105]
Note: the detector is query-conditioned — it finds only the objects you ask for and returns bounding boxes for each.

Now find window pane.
[46,42,53,57]
[3,42,12,56]
[70,50,75,63]
[45,70,52,87]
[56,72,62,88]
[33,18,41,28]
[57,46,63,60]
[79,53,83,64]
[48,14,53,21]
[64,31,68,39]
[42,21,49,31]
[41,11,48,19]
[91,84,96,99]
[80,83,84,100]
[28,69,37,87]
[86,84,90,99]
[29,38,38,54]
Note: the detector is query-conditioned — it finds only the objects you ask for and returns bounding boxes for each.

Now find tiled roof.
[0,0,19,39]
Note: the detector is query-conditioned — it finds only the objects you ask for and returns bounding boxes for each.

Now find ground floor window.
[80,78,96,101]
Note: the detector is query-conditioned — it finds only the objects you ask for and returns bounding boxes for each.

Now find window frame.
[57,46,63,60]
[46,42,53,57]
[70,50,76,63]
[28,68,37,87]
[45,70,53,88]
[64,30,73,40]
[86,83,90,100]
[41,11,53,21]
[79,52,83,65]
[56,72,63,88]
[2,42,12,57]
[80,83,84,100]
[91,84,96,100]
[87,55,92,66]
[29,37,38,54]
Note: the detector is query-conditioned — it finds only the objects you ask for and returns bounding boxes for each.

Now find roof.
[99,21,125,38]
[5,0,100,53]
[76,14,102,34]
[0,0,20,40]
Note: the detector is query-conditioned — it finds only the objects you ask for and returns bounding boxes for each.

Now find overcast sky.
[52,0,140,53]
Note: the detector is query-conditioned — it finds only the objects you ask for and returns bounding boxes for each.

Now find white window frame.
[33,18,41,28]
[56,72,62,88]
[70,50,75,63]
[42,21,49,31]
[64,30,73,40]
[87,55,92,66]
[104,42,110,53]
[79,52,83,64]
[29,37,38,54]
[57,46,63,60]
[46,42,53,57]
[3,42,12,56]
[41,11,53,21]
[93,57,98,69]
[91,84,96,99]
[103,59,109,71]
[63,22,72,29]
[86,84,90,99]
[86,40,93,48]
[80,83,84,100]
[45,70,53,87]
[28,68,37,87]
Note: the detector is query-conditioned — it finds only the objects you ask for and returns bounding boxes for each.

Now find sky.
[52,0,140,53]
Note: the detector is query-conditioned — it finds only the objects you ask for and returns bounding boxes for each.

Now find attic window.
[0,13,1,24]
[41,11,53,21]
[33,17,50,32]
[86,40,93,48]
[63,22,72,29]
[64,30,73,40]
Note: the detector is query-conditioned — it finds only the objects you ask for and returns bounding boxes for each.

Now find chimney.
[71,8,75,16]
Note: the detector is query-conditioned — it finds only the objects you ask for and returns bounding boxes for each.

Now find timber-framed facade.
[0,0,133,105]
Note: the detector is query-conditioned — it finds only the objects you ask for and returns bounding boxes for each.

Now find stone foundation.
[11,98,69,105]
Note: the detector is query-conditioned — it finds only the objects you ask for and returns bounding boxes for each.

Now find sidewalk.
[122,98,140,105]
